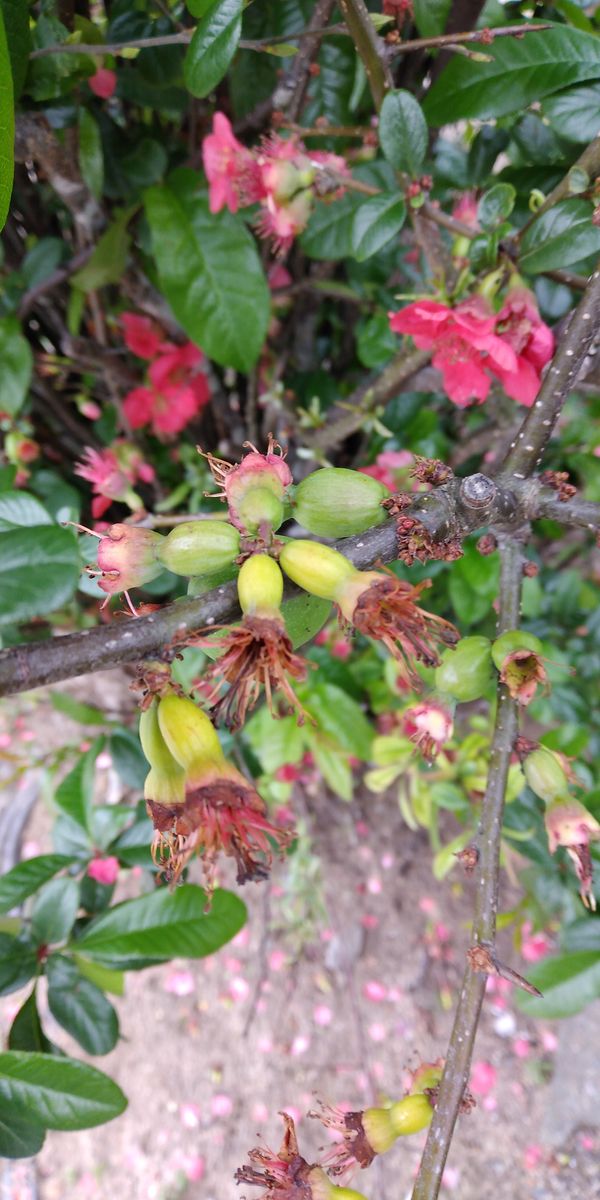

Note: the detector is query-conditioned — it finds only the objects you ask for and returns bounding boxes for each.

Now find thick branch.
[412,534,523,1200]
[500,261,600,480]
[338,0,392,110]
[528,488,600,532]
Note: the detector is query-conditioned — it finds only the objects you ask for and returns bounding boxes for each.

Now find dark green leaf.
[183,0,242,98]
[519,199,600,273]
[0,317,33,417]
[1,0,32,98]
[302,682,373,760]
[281,593,331,650]
[186,0,215,14]
[0,6,14,231]
[54,742,102,833]
[0,490,52,532]
[0,1112,45,1159]
[109,728,148,789]
[71,208,135,291]
[9,990,53,1053]
[301,162,396,261]
[0,934,37,996]
[144,170,269,372]
[0,525,80,624]
[47,955,119,1056]
[111,808,154,868]
[448,541,499,624]
[424,27,600,124]
[543,83,600,143]
[31,879,80,946]
[78,108,103,201]
[560,918,600,953]
[74,884,246,962]
[351,194,406,261]
[356,310,397,368]
[515,951,600,1018]
[477,183,516,230]
[49,693,108,726]
[0,1051,127,1130]
[378,90,427,177]
[413,0,450,37]
[0,855,75,915]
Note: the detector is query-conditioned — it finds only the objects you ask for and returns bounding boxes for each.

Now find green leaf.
[54,742,102,833]
[49,692,108,726]
[1,0,32,98]
[74,884,246,962]
[312,740,353,801]
[0,855,75,915]
[515,951,600,1018]
[0,490,53,532]
[78,108,104,201]
[477,183,516,230]
[144,170,269,372]
[379,90,427,177]
[413,0,451,37]
[281,593,331,650]
[0,934,37,996]
[262,42,297,57]
[0,317,33,417]
[424,26,600,124]
[9,990,54,1053]
[302,682,373,760]
[0,1112,45,1159]
[448,540,499,624]
[47,955,119,1056]
[71,208,135,291]
[0,525,80,624]
[542,83,600,143]
[0,1051,127,1130]
[244,708,305,774]
[351,194,406,261]
[72,955,124,997]
[31,879,80,946]
[186,0,215,14]
[519,198,600,273]
[0,6,14,232]
[183,0,243,98]
[109,728,148,789]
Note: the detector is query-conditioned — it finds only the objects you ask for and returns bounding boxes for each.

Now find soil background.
[0,674,598,1200]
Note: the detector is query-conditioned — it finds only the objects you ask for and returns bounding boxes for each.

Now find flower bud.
[491,629,543,671]
[139,705,186,807]
[96,524,164,596]
[279,539,357,600]
[157,693,224,778]
[236,486,285,535]
[237,553,284,616]
[523,747,569,804]
[389,1093,433,1136]
[434,636,493,702]
[157,520,240,577]
[293,468,388,538]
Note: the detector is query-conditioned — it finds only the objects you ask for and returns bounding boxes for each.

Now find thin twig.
[517,135,600,240]
[529,489,600,532]
[386,21,551,58]
[338,0,392,110]
[411,534,523,1200]
[285,0,338,123]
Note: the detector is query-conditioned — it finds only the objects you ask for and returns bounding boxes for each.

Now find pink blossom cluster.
[75,440,155,520]
[88,67,117,99]
[121,313,210,436]
[202,113,348,255]
[389,288,554,408]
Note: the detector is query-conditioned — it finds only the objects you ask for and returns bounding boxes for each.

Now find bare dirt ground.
[1,675,598,1200]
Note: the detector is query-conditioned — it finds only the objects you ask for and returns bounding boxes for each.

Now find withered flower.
[499,647,547,706]
[545,796,600,910]
[345,571,459,686]
[235,1114,367,1200]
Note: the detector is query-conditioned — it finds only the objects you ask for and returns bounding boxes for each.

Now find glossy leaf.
[47,955,119,1056]
[0,5,13,231]
[144,170,269,371]
[71,208,135,291]
[351,194,406,262]
[0,934,37,996]
[72,955,125,997]
[0,490,53,533]
[0,317,33,417]
[0,1112,45,1159]
[424,27,600,124]
[0,526,80,624]
[183,0,243,98]
[78,108,104,200]
[31,878,80,946]
[519,199,600,273]
[54,741,102,833]
[9,990,53,1053]
[516,951,600,1018]
[282,593,331,650]
[379,90,427,177]
[0,855,75,914]
[413,0,450,37]
[543,83,600,143]
[74,885,246,962]
[49,692,108,726]
[1,0,32,98]
[0,1051,127,1130]
[302,682,373,760]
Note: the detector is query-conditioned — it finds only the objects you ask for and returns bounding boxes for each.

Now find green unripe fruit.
[491,629,543,670]
[389,1093,433,1136]
[279,539,357,600]
[523,746,569,804]
[293,468,388,539]
[236,487,285,535]
[157,520,240,578]
[237,553,284,615]
[157,694,224,772]
[435,636,493,702]
[362,1106,396,1154]
[309,1171,368,1200]
[139,705,186,806]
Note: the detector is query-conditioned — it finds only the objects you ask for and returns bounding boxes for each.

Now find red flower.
[389,298,518,408]
[87,855,120,885]
[88,67,117,99]
[492,288,554,406]
[123,342,210,436]
[122,312,163,359]
[360,450,415,493]
[202,112,262,215]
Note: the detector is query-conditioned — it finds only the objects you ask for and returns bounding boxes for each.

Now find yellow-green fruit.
[139,705,186,806]
[523,746,569,804]
[309,1170,368,1200]
[237,553,284,616]
[279,539,357,600]
[294,468,388,539]
[491,629,543,671]
[157,694,224,772]
[389,1093,433,1136]
[362,1106,396,1154]
[157,520,240,577]
[434,636,493,703]
[236,487,285,534]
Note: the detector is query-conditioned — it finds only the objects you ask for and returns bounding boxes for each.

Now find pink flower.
[202,112,262,215]
[469,1060,497,1097]
[544,796,600,909]
[452,191,480,229]
[75,441,155,519]
[211,1093,233,1118]
[512,1037,531,1059]
[492,288,554,406]
[313,1004,333,1027]
[256,190,313,257]
[360,449,415,493]
[523,1144,544,1170]
[163,969,195,997]
[87,855,119,885]
[402,701,453,763]
[364,980,387,1002]
[390,297,518,408]
[89,67,116,99]
[123,343,210,436]
[122,312,163,359]
[520,920,552,964]
[180,1154,205,1183]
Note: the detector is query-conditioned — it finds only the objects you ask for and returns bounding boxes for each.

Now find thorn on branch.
[466,944,543,997]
